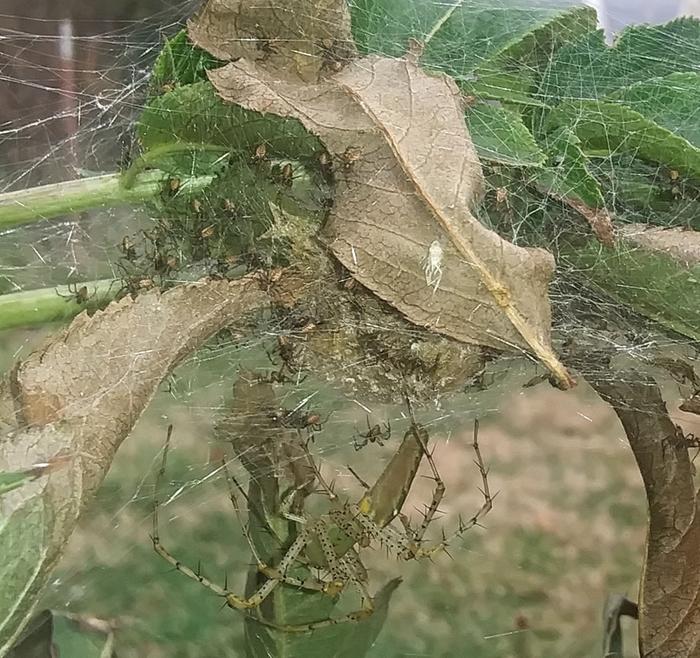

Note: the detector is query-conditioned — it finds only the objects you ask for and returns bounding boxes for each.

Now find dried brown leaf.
[564,197,615,247]
[680,393,700,416]
[214,374,316,509]
[620,224,700,267]
[188,0,356,82]
[0,277,267,654]
[594,375,700,658]
[208,56,574,388]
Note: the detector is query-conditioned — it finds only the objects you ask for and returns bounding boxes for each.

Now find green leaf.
[551,100,700,180]
[0,492,51,655]
[562,234,700,342]
[0,471,35,497]
[463,70,546,107]
[5,610,53,658]
[533,127,604,208]
[351,0,447,59]
[0,454,75,655]
[463,6,595,106]
[7,610,116,658]
[245,577,401,658]
[466,103,546,167]
[138,81,321,160]
[350,0,574,77]
[150,29,223,93]
[486,5,596,71]
[540,18,700,102]
[607,72,700,149]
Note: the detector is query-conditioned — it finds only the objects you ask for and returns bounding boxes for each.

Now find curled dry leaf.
[563,197,615,247]
[188,0,357,83]
[594,375,700,658]
[0,277,267,655]
[214,374,317,511]
[208,56,574,388]
[620,224,700,267]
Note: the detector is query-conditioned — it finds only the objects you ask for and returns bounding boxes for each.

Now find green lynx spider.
[151,411,492,633]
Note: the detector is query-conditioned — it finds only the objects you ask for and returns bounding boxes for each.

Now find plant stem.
[0,171,213,229]
[0,279,119,331]
[120,143,230,189]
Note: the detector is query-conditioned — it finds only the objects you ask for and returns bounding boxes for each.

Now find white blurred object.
[680,0,700,16]
[581,0,607,32]
[594,0,683,38]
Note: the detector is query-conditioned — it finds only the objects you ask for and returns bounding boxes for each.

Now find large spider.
[354,416,391,450]
[56,281,92,305]
[259,335,308,384]
[151,413,492,633]
[268,404,331,440]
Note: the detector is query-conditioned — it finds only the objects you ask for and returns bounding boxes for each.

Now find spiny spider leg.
[408,418,493,559]
[401,418,445,554]
[151,428,330,624]
[221,458,327,593]
[253,574,375,634]
[151,402,492,633]
[240,516,376,634]
[297,439,337,501]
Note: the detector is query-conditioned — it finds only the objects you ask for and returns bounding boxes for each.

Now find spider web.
[0,1,699,657]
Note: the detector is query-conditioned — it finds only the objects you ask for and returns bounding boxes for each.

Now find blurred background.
[1,1,699,656]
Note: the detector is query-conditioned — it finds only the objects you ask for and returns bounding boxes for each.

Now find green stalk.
[0,170,213,229]
[0,279,119,331]
[119,143,231,189]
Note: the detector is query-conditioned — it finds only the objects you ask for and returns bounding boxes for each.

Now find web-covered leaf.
[607,72,700,148]
[466,103,546,167]
[351,0,590,79]
[534,128,602,206]
[207,54,572,386]
[539,18,700,102]
[138,81,321,160]
[532,128,612,245]
[561,226,700,342]
[551,101,700,180]
[150,28,223,94]
[425,11,700,241]
[465,6,596,102]
[0,279,267,655]
[188,0,356,83]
